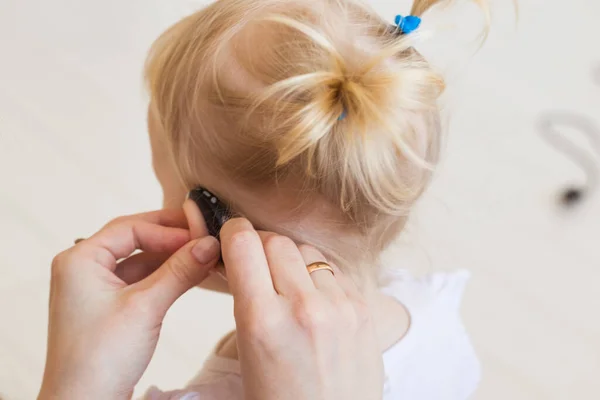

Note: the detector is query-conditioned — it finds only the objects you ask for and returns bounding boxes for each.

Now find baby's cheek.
[148,105,186,207]
[150,148,187,207]
[161,185,188,209]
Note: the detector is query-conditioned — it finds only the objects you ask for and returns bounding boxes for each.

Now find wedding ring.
[306,262,334,275]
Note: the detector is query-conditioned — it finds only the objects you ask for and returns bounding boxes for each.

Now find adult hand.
[38,210,221,400]
[221,218,384,400]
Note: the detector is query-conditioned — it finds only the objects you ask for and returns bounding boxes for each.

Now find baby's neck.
[216,288,410,360]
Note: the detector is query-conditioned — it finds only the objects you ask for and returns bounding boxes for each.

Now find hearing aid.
[188,187,232,280]
[188,187,232,239]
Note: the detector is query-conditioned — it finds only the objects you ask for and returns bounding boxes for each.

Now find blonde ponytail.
[411,0,452,16]
[253,19,441,216]
[146,0,490,271]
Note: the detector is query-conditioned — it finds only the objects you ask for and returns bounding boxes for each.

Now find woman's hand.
[221,218,384,400]
[38,210,221,400]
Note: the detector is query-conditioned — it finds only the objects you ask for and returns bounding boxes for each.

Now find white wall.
[0,0,598,399]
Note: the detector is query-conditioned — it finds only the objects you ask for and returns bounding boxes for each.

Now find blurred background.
[0,0,598,399]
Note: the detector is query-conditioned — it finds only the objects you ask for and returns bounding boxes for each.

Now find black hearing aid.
[188,187,232,239]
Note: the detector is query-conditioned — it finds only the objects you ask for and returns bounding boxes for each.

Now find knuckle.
[294,297,330,334]
[229,229,258,249]
[222,218,253,239]
[250,312,280,338]
[165,254,194,285]
[51,250,76,278]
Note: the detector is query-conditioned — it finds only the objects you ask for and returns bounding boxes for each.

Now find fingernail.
[192,236,220,264]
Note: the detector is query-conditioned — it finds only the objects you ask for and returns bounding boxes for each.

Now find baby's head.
[146,0,483,279]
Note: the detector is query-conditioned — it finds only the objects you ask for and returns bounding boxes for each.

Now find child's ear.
[183,198,209,239]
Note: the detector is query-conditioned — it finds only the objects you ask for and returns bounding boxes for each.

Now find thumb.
[136,235,221,314]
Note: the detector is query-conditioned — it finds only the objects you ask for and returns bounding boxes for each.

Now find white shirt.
[144,270,481,400]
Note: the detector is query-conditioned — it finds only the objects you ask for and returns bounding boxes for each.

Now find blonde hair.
[146,0,489,273]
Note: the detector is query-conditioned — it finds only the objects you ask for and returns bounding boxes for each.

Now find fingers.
[134,235,221,314]
[84,222,191,270]
[183,199,209,238]
[105,209,188,229]
[220,218,275,302]
[260,232,314,297]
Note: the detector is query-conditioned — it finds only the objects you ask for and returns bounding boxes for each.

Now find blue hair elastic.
[338,109,347,121]
[395,14,421,35]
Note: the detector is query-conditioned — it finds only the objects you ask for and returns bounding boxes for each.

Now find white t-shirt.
[144,270,481,400]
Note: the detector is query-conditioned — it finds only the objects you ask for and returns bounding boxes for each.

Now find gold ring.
[306,262,334,275]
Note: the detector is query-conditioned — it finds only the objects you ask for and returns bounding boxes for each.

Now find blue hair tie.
[338,109,347,121]
[395,14,421,35]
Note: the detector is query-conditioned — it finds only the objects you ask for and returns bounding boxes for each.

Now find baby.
[144,0,487,398]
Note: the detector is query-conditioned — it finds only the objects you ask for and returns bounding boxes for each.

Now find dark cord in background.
[537,65,600,208]
[538,113,600,206]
